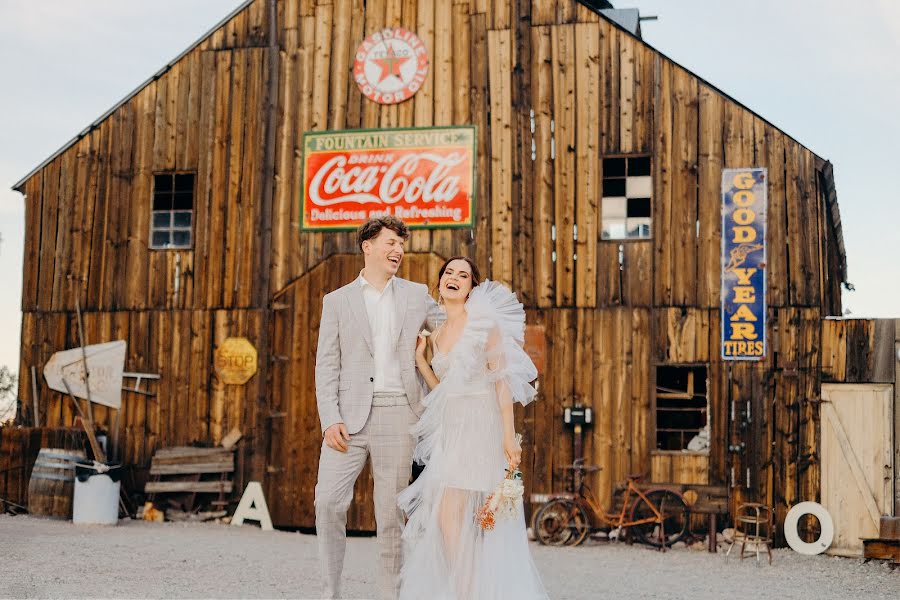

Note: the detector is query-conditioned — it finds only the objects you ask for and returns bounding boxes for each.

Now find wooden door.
[821,384,894,555]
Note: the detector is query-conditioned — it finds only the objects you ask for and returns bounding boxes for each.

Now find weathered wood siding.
[16,309,267,497]
[15,0,847,531]
[0,428,87,510]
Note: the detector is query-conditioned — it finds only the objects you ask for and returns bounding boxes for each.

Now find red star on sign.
[372,43,410,83]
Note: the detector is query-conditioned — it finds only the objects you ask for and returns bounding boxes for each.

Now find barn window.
[601,156,651,240]
[151,173,194,249]
[655,365,709,452]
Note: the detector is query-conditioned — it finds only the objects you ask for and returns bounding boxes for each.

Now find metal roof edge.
[11,0,256,194]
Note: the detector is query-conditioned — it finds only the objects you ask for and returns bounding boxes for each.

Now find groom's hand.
[324,423,351,452]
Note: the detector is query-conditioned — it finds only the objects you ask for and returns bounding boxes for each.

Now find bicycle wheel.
[629,489,689,547]
[565,501,591,546]
[534,499,589,546]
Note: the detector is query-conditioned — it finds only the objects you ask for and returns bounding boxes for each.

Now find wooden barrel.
[27,448,87,519]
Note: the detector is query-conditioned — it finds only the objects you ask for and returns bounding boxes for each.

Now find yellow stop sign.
[214,337,258,385]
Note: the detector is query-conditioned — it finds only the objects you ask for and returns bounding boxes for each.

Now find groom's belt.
[371,392,408,407]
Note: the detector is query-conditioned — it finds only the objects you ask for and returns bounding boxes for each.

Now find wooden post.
[63,377,105,463]
[30,365,39,428]
[74,298,95,424]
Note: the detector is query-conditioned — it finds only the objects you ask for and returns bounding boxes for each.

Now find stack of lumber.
[862,517,900,564]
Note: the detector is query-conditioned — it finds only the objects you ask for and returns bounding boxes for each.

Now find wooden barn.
[6,0,895,547]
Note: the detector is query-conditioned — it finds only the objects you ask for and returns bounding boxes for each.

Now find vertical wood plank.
[619,34,635,154]
[328,0,353,130]
[670,67,698,306]
[488,28,513,285]
[697,85,723,309]
[574,22,600,308]
[469,13,491,274]
[531,26,554,308]
[652,58,673,307]
[430,0,454,257]
[551,25,575,305]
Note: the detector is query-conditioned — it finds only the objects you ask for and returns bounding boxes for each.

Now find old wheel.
[630,490,688,547]
[534,499,590,546]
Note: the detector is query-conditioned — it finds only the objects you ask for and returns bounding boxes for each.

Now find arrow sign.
[43,340,126,409]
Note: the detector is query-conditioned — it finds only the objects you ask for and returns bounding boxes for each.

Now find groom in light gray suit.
[315,215,443,600]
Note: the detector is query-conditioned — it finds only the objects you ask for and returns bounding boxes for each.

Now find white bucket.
[73,474,120,525]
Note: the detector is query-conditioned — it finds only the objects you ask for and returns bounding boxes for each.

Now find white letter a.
[231,481,274,531]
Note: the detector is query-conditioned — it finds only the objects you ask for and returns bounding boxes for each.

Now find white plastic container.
[73,473,120,525]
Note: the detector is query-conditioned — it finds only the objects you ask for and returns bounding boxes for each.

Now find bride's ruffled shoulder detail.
[464,280,527,342]
[465,280,538,407]
[449,280,538,408]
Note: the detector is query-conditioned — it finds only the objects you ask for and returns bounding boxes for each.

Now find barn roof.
[10,0,847,283]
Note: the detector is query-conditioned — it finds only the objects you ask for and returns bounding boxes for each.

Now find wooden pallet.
[144,446,235,511]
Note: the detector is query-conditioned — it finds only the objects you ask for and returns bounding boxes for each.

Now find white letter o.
[784,501,834,555]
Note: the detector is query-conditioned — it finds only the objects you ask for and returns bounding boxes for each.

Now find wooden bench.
[683,485,730,552]
[862,516,900,565]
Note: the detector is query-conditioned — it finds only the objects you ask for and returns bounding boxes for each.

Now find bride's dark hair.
[436,256,481,292]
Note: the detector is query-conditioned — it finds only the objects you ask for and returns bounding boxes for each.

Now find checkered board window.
[151,173,194,250]
[601,156,651,240]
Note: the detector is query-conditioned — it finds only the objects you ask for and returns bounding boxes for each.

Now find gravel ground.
[0,514,897,599]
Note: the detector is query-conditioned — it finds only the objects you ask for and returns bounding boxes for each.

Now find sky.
[0,0,898,383]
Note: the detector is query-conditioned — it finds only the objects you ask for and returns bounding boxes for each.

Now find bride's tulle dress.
[397,281,549,600]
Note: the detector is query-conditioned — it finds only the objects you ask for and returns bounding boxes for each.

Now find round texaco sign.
[353,27,429,105]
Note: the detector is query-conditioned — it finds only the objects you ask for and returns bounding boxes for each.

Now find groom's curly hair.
[356,215,410,251]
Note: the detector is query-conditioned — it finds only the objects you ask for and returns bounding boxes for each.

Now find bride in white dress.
[398,257,548,600]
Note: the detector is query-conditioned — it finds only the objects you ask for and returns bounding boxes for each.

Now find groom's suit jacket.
[315,276,443,435]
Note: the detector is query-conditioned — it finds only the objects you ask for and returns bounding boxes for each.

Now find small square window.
[602,178,626,197]
[601,156,651,240]
[154,175,173,193]
[601,219,626,240]
[626,218,651,239]
[173,191,193,210]
[172,230,191,247]
[153,193,173,211]
[629,156,651,176]
[151,172,194,250]
[174,173,194,192]
[626,176,652,198]
[627,197,651,218]
[655,365,709,452]
[603,196,627,218]
[603,157,626,177]
[173,211,192,227]
[152,231,170,247]
[152,212,171,228]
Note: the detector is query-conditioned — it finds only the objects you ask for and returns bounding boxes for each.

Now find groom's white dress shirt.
[358,272,404,394]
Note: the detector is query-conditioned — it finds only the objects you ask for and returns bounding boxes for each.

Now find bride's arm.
[486,327,522,469]
[416,333,440,390]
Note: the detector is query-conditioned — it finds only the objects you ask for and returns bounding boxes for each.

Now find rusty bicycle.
[533,458,689,548]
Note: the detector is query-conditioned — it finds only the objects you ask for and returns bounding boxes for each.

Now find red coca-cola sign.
[300,127,476,230]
